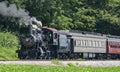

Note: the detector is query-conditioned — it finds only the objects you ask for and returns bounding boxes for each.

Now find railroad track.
[0,59,119,61]
[4,58,120,60]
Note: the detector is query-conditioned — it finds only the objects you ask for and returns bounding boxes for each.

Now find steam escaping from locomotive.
[30,17,42,27]
[0,1,42,26]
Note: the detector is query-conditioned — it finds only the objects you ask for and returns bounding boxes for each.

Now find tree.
[0,0,120,35]
[73,8,96,31]
[25,0,56,26]
[50,15,73,30]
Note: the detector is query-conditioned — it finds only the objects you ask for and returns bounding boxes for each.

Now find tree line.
[0,0,120,35]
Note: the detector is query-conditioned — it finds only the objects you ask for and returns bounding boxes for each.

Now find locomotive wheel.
[62,54,68,59]
[18,51,27,59]
[28,50,38,59]
[44,53,52,60]
[57,54,62,59]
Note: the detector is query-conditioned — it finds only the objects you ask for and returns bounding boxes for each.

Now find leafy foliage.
[0,32,19,48]
[0,32,19,60]
[0,0,120,35]
[50,15,73,30]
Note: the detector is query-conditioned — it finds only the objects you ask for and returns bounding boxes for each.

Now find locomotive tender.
[17,25,120,59]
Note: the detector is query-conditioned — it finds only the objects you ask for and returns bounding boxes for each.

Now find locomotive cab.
[42,26,58,45]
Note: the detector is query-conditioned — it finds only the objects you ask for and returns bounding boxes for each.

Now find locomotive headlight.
[25,38,30,42]
[23,38,30,47]
[20,35,35,47]
[25,38,33,47]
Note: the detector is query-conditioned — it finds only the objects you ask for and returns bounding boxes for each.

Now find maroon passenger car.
[107,37,120,54]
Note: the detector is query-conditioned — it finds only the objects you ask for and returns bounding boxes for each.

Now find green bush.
[0,32,19,48]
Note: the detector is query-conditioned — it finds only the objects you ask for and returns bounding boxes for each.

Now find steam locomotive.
[17,24,120,59]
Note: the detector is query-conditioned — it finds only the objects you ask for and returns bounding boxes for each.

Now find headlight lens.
[20,35,35,47]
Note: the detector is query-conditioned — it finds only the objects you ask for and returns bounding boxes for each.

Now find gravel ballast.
[0,60,120,67]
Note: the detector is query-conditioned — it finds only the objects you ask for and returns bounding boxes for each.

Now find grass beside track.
[0,64,120,72]
[0,32,19,60]
[0,47,18,60]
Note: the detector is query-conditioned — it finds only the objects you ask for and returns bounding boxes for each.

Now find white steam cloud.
[0,1,32,25]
